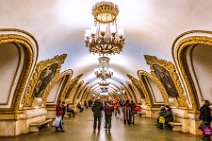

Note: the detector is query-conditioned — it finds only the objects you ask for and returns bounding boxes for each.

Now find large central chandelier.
[85,1,125,55]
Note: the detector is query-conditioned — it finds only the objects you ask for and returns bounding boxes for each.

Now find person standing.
[92,99,103,131]
[61,101,66,123]
[55,100,65,132]
[104,101,114,131]
[199,100,212,141]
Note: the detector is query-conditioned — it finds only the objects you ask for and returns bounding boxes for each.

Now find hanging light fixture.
[85,1,125,55]
[95,56,113,79]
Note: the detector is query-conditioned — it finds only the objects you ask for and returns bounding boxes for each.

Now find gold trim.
[137,70,169,106]
[23,54,67,107]
[69,81,83,103]
[126,82,140,104]
[144,55,188,109]
[42,69,73,106]
[172,32,212,111]
[72,81,85,103]
[0,31,38,113]
[127,74,152,106]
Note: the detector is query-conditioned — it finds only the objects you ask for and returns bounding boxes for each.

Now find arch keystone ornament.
[144,55,188,109]
[23,54,67,107]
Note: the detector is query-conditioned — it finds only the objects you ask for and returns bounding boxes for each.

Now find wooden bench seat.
[29,119,52,132]
[168,122,182,131]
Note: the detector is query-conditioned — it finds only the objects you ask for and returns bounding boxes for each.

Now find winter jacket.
[199,105,212,124]
[92,101,103,117]
[163,108,173,123]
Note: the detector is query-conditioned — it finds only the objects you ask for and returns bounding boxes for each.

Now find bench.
[29,119,52,132]
[168,122,182,131]
[137,111,146,117]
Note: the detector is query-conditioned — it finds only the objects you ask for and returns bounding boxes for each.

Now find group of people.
[155,105,173,129]
[53,99,212,141]
[91,99,142,131]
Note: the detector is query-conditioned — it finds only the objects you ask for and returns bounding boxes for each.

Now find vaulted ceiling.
[1,0,212,94]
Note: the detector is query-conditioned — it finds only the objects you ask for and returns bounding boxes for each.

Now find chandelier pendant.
[85,1,125,55]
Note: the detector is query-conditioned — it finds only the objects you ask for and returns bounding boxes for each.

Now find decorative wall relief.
[42,69,73,106]
[137,70,169,107]
[144,55,187,109]
[23,54,67,107]
[0,29,38,113]
[33,63,59,98]
[153,64,178,97]
[172,30,212,111]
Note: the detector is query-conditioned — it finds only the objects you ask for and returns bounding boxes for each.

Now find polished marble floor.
[0,109,203,141]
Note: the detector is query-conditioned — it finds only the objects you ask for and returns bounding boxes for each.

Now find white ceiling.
[1,0,212,93]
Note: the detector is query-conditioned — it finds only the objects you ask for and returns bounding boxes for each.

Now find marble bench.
[168,122,182,131]
[29,119,52,132]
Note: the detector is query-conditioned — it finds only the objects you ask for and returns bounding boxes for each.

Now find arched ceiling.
[1,0,212,94]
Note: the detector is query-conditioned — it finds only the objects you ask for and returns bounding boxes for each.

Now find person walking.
[104,101,114,131]
[55,100,65,132]
[199,100,212,141]
[92,99,103,131]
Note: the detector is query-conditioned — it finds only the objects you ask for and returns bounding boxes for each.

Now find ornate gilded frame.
[137,70,169,106]
[42,69,73,106]
[144,55,188,109]
[23,54,67,107]
[172,30,212,112]
[0,29,38,113]
[127,74,152,106]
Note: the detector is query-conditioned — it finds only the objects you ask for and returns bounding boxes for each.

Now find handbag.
[202,125,212,136]
[159,116,165,124]
[52,116,61,127]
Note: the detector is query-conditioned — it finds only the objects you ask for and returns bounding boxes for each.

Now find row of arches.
[0,29,211,136]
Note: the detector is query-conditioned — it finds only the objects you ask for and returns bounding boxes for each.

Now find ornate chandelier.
[85,1,125,55]
[95,56,113,80]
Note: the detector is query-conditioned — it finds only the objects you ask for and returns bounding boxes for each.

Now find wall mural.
[33,63,58,98]
[153,64,178,98]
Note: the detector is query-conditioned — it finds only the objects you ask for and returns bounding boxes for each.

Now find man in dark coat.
[92,99,103,131]
[199,100,212,140]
